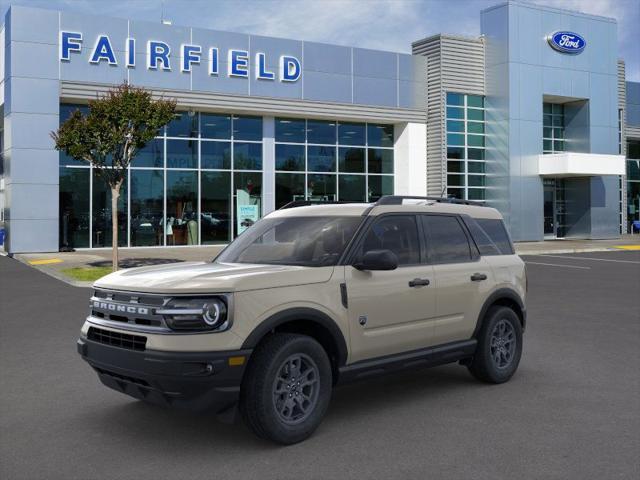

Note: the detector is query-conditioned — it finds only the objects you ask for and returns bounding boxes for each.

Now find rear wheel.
[239,333,332,444]
[468,306,522,383]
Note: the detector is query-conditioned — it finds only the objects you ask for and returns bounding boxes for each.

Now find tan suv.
[78,195,526,444]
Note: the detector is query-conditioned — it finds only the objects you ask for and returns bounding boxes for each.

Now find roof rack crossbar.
[278,200,367,210]
[374,195,485,206]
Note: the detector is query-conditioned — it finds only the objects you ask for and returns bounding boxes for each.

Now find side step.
[337,339,477,384]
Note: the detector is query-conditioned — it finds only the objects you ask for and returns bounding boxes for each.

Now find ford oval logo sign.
[547,31,586,54]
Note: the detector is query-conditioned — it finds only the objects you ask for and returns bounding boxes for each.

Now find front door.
[345,215,437,363]
[543,178,567,238]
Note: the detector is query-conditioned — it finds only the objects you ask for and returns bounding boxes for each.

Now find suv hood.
[93,262,335,294]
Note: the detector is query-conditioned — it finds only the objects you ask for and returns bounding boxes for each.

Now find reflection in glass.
[135,139,164,168]
[367,124,394,147]
[446,92,464,106]
[307,174,336,201]
[234,142,262,170]
[167,139,197,169]
[276,118,306,143]
[339,147,365,173]
[368,148,394,174]
[92,170,127,247]
[367,175,393,201]
[338,175,366,201]
[201,171,231,244]
[338,122,365,146]
[130,169,164,246]
[308,146,336,172]
[201,141,231,169]
[201,113,231,139]
[59,167,90,248]
[275,173,305,208]
[306,120,336,144]
[59,104,90,166]
[167,171,198,245]
[233,115,262,141]
[275,144,305,171]
[167,111,198,138]
[234,172,262,236]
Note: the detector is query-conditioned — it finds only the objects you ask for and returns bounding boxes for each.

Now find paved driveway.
[1,251,638,479]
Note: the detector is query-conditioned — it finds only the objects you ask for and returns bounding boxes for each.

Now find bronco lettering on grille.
[92,301,149,315]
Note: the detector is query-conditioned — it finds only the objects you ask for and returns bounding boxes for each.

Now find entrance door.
[543,178,567,238]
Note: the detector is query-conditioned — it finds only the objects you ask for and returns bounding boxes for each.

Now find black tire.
[239,333,332,445]
[468,306,523,384]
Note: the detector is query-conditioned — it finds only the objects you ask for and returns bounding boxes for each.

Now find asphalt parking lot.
[1,251,639,480]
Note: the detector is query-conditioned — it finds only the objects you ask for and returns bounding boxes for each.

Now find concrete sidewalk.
[7,235,640,287]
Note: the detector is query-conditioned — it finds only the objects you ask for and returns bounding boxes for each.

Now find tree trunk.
[111,183,121,272]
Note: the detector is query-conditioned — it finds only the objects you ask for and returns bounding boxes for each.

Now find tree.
[52,83,176,270]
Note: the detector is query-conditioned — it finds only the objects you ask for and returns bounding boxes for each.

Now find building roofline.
[481,1,616,24]
[411,33,483,48]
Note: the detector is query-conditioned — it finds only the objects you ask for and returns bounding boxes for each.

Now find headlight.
[157,297,229,332]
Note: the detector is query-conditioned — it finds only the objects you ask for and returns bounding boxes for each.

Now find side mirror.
[353,249,398,271]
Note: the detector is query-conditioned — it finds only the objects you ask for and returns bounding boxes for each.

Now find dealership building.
[0,1,639,253]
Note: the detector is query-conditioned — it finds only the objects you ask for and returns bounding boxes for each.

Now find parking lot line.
[613,245,640,251]
[524,261,591,269]
[538,254,640,264]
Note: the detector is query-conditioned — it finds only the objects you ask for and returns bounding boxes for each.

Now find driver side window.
[359,215,420,266]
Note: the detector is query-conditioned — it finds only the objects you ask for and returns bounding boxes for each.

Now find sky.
[1,0,638,80]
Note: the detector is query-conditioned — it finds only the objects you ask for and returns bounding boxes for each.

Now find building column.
[393,122,427,196]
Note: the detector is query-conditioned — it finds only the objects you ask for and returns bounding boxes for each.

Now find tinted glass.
[233,115,262,141]
[447,133,464,146]
[338,122,365,145]
[201,171,231,243]
[307,120,336,144]
[367,124,394,147]
[467,95,484,108]
[166,171,198,245]
[307,174,336,201]
[468,161,485,173]
[201,141,231,169]
[447,147,464,159]
[467,122,484,134]
[59,167,90,248]
[338,175,366,201]
[464,217,501,256]
[360,215,420,265]
[367,175,393,202]
[59,104,89,166]
[446,106,464,119]
[92,170,127,247]
[447,174,464,186]
[422,215,471,263]
[276,118,306,143]
[339,147,365,173]
[307,145,336,172]
[166,139,197,168]
[167,111,198,138]
[467,135,484,147]
[468,148,484,160]
[468,188,485,200]
[234,142,262,170]
[201,113,231,139]
[476,218,514,254]
[275,144,305,171]
[468,175,486,186]
[447,161,464,173]
[234,171,262,236]
[447,120,464,132]
[467,109,484,121]
[368,148,394,174]
[446,92,464,106]
[135,139,164,168]
[218,216,361,267]
[275,173,305,208]
[130,169,164,246]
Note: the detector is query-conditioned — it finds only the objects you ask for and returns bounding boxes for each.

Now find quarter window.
[359,216,420,266]
[422,215,472,264]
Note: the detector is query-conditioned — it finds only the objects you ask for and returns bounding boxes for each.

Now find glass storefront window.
[166,171,198,245]
[368,148,394,174]
[234,172,262,236]
[307,174,336,201]
[92,170,127,247]
[367,124,394,148]
[167,139,197,169]
[467,134,485,147]
[468,161,485,173]
[447,147,464,159]
[130,169,164,247]
[447,174,465,186]
[234,142,262,170]
[467,109,484,122]
[201,141,231,169]
[338,122,366,146]
[135,138,164,168]
[338,147,365,173]
[201,113,231,139]
[468,148,484,160]
[368,175,393,202]
[307,120,336,145]
[167,111,198,138]
[339,175,366,201]
[467,95,484,108]
[201,171,231,244]
[447,161,464,173]
[59,104,90,167]
[308,146,336,172]
[446,106,464,119]
[233,115,262,141]
[275,173,305,208]
[276,118,306,143]
[447,133,465,146]
[59,167,90,248]
[447,120,464,133]
[275,144,305,171]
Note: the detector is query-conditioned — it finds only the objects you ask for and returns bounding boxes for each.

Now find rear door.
[421,214,493,344]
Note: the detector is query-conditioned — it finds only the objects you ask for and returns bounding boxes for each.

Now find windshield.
[216,216,363,267]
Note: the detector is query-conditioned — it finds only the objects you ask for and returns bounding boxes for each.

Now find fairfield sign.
[59,31,302,82]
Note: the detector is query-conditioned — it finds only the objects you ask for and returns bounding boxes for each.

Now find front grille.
[87,326,147,351]
[90,289,169,331]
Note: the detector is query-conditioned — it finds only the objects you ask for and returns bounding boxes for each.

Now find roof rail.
[375,195,485,207]
[278,200,367,210]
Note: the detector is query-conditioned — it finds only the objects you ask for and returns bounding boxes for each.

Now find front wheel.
[239,333,332,444]
[468,306,523,383]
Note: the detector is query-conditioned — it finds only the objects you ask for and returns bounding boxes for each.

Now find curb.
[10,254,94,288]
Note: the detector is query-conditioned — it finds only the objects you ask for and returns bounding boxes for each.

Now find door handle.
[470,273,488,282]
[409,278,430,287]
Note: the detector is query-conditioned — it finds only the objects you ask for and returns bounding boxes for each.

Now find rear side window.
[422,215,472,264]
[476,218,514,255]
[464,218,501,256]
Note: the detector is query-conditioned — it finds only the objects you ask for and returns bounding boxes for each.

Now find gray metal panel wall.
[412,35,485,196]
[618,60,626,231]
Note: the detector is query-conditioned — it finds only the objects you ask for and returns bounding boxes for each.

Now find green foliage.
[61,266,114,282]
[52,83,176,187]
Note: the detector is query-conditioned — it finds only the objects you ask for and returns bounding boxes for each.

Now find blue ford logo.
[547,31,586,54]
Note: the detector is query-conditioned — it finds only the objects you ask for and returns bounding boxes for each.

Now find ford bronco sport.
[78,195,526,444]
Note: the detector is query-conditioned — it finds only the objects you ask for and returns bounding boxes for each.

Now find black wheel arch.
[473,288,526,338]
[241,307,349,379]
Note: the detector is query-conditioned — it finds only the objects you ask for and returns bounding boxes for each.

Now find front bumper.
[77,337,252,413]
